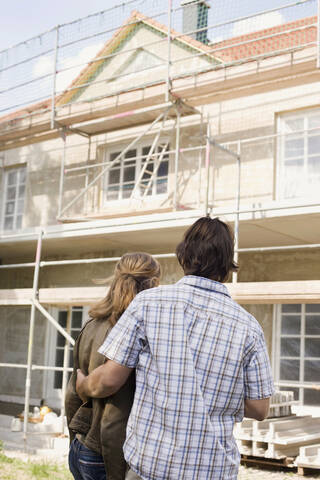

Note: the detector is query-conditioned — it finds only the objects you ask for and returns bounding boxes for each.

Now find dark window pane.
[58,311,67,328]
[5,202,15,215]
[304,388,320,406]
[280,338,300,357]
[55,349,64,367]
[305,339,320,358]
[72,310,83,329]
[7,170,17,185]
[109,169,120,185]
[7,187,16,200]
[69,350,74,368]
[125,149,137,159]
[71,329,79,341]
[4,217,14,230]
[57,332,66,347]
[280,359,300,381]
[282,305,301,313]
[158,160,169,177]
[306,315,320,335]
[304,360,320,382]
[54,371,62,389]
[110,152,120,162]
[281,315,301,335]
[306,305,320,313]
[142,146,151,157]
[123,166,135,182]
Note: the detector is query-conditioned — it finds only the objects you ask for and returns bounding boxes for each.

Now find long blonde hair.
[89,252,161,325]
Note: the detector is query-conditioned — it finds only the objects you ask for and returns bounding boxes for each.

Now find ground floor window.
[275,304,320,406]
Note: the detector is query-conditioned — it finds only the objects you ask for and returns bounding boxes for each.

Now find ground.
[1,449,320,479]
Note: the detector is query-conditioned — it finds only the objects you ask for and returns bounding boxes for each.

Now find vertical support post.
[84,136,92,215]
[166,0,173,102]
[198,110,204,208]
[173,108,181,211]
[23,229,43,446]
[232,141,241,284]
[60,307,72,432]
[204,119,211,216]
[317,0,320,68]
[58,128,66,218]
[51,26,59,130]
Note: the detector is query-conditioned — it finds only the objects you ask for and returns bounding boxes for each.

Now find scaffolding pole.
[51,26,59,130]
[58,128,67,217]
[166,0,173,102]
[232,141,241,284]
[23,229,43,446]
[204,119,211,216]
[60,307,72,431]
[173,108,181,211]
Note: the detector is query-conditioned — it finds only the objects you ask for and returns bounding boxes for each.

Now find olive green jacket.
[65,317,135,480]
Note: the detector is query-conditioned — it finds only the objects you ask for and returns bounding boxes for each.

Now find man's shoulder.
[135,283,180,302]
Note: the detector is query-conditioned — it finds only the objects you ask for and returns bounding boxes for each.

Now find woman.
[65,252,161,480]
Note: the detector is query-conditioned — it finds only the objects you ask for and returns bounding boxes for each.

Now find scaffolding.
[1,0,320,447]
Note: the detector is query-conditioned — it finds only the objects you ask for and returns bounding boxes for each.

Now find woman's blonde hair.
[89,252,161,325]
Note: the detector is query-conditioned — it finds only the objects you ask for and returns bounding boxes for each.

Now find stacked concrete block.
[269,391,296,418]
[295,443,320,470]
[234,415,320,461]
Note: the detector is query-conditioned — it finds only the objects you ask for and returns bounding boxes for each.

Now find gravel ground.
[2,450,320,479]
[238,464,320,480]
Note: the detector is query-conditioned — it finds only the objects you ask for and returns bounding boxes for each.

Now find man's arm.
[244,397,270,421]
[76,360,133,399]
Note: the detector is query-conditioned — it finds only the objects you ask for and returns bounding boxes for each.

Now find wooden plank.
[0,281,320,306]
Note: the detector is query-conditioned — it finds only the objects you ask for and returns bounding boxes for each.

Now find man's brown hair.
[176,216,238,282]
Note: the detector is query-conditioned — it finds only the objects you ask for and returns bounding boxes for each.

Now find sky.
[1,0,124,51]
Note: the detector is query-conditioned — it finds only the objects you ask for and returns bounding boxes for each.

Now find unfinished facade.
[0,0,320,434]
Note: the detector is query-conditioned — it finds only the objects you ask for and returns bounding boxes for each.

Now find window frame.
[1,165,27,232]
[277,109,320,200]
[102,139,170,205]
[274,304,320,408]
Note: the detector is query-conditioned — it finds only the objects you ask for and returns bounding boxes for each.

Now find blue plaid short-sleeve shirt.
[98,276,274,480]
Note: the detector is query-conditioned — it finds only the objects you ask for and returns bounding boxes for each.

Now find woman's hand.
[76,369,89,402]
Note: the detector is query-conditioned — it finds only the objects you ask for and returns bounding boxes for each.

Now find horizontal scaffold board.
[0,281,320,306]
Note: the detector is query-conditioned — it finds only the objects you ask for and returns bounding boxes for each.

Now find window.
[276,304,320,406]
[278,110,320,199]
[53,307,84,389]
[2,166,26,231]
[103,142,169,202]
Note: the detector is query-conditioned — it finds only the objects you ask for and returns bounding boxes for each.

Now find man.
[77,216,274,480]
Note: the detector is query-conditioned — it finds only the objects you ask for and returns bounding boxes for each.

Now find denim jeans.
[69,437,106,480]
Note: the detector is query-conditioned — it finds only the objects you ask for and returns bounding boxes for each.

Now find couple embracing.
[65,216,274,480]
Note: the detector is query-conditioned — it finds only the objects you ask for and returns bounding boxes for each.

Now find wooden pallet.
[241,454,295,469]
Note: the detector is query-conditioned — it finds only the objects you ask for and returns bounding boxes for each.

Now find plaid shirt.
[98,276,274,480]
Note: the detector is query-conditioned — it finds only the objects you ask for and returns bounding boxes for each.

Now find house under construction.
[0,0,320,445]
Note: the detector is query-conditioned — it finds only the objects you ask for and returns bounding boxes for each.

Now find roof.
[56,9,224,106]
[0,14,317,126]
[210,15,317,62]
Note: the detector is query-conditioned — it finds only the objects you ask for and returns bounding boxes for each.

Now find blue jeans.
[69,437,106,480]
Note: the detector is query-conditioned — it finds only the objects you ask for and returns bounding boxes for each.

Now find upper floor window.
[2,166,26,231]
[278,110,320,199]
[275,304,320,407]
[103,142,169,203]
